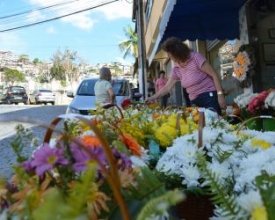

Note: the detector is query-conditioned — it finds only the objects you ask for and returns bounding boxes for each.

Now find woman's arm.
[107,88,115,104]
[145,77,177,103]
[200,61,226,109]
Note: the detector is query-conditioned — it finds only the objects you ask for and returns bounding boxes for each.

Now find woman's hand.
[218,95,226,110]
[144,96,155,105]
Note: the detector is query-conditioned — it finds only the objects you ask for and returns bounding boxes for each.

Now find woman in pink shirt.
[145,37,226,115]
[155,70,169,108]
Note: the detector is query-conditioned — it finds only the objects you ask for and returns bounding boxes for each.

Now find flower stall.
[234,88,275,131]
[0,103,275,220]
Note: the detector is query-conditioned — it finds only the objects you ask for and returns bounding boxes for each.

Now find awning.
[161,0,247,42]
[148,0,247,64]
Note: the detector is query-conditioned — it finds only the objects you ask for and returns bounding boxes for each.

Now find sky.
[0,0,135,65]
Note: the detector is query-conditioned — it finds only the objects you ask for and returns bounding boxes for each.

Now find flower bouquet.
[0,111,185,220]
[2,104,275,220]
[154,113,275,219]
[234,89,275,131]
[232,44,256,89]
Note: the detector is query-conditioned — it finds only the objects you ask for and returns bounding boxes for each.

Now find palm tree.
[118,25,138,59]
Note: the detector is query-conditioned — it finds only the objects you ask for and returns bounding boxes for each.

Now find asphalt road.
[0,104,68,178]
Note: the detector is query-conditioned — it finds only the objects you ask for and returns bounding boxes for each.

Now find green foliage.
[153,170,183,190]
[32,58,40,65]
[10,124,37,163]
[136,189,185,220]
[32,164,98,220]
[214,146,233,164]
[3,68,25,84]
[122,167,167,201]
[110,167,184,220]
[50,64,66,81]
[118,25,138,58]
[255,172,275,219]
[197,153,241,219]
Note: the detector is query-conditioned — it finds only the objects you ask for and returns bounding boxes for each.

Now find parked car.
[29,89,56,105]
[0,90,3,104]
[1,86,28,104]
[66,77,132,115]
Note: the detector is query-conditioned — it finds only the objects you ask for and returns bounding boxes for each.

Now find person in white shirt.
[94,67,116,105]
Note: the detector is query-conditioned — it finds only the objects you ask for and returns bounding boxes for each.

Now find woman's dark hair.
[158,70,165,78]
[161,37,190,62]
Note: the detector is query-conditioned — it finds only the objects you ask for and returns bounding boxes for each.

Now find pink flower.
[247,91,269,114]
[31,143,69,177]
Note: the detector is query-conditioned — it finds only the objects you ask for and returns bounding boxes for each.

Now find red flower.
[247,91,269,114]
[121,98,131,109]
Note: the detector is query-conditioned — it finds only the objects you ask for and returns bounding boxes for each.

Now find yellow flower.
[251,206,268,220]
[251,138,272,149]
[155,124,178,147]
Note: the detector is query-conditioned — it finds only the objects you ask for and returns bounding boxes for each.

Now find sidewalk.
[55,93,72,105]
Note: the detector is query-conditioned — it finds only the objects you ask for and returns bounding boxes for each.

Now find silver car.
[66,77,132,115]
[29,89,56,105]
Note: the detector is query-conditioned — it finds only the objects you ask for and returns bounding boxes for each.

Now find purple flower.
[20,160,34,173]
[70,142,107,173]
[31,143,69,177]
[112,148,132,170]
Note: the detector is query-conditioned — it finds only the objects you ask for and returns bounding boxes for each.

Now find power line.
[0,0,79,20]
[0,0,119,33]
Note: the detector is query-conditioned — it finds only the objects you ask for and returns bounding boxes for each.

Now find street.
[0,104,68,178]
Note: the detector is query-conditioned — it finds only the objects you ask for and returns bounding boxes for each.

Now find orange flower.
[120,133,142,156]
[152,113,160,119]
[82,135,101,147]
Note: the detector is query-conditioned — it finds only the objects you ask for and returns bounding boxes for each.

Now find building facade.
[133,0,275,105]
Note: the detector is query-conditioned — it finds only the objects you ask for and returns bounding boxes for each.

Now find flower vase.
[240,109,262,131]
[170,193,215,220]
[245,118,262,131]
[262,118,275,131]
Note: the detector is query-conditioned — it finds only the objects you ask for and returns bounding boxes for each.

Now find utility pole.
[136,0,147,100]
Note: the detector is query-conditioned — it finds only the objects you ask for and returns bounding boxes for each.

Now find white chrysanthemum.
[234,92,258,108]
[130,156,148,167]
[207,161,232,185]
[156,135,199,175]
[181,165,201,187]
[202,127,222,144]
[204,109,219,125]
[236,190,263,213]
[264,90,275,108]
[234,148,275,191]
[262,161,275,176]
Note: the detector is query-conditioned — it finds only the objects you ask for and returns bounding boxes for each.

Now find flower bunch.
[155,114,275,219]
[0,114,186,220]
[247,91,269,114]
[233,51,251,82]
[234,92,258,109]
[264,89,275,109]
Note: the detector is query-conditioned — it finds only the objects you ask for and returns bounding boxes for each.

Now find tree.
[18,54,29,64]
[118,25,138,59]
[50,50,66,81]
[33,58,41,65]
[3,68,25,85]
[62,49,82,90]
[50,49,83,90]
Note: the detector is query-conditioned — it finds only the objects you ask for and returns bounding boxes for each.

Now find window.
[145,0,153,24]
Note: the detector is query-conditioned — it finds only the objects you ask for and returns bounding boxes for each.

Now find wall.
[144,0,167,58]
[256,13,275,90]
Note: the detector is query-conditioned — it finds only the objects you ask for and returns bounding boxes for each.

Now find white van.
[66,77,132,115]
